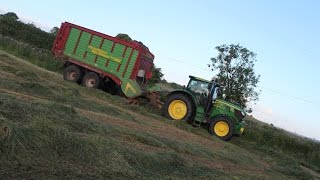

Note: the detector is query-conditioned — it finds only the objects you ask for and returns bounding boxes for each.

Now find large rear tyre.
[82,72,101,89]
[163,94,193,121]
[209,116,234,141]
[63,65,82,83]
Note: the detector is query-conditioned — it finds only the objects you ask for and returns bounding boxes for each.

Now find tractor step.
[193,107,205,127]
[192,120,202,127]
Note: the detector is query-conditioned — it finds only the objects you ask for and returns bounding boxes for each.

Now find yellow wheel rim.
[168,100,187,120]
[214,121,230,137]
[240,127,244,133]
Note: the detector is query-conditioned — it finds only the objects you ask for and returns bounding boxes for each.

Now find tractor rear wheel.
[209,116,234,141]
[163,93,193,121]
[82,72,101,89]
[63,65,82,83]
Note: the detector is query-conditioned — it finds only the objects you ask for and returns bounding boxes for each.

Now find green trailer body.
[52,22,155,98]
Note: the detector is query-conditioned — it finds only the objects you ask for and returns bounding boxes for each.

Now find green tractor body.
[163,76,246,141]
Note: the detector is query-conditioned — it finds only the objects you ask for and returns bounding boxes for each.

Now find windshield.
[187,80,209,94]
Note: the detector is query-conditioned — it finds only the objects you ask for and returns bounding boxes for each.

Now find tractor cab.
[186,76,220,116]
[186,76,210,96]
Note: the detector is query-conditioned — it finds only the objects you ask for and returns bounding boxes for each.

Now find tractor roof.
[189,75,210,83]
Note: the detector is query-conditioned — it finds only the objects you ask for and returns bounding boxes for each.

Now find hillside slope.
[0,50,318,179]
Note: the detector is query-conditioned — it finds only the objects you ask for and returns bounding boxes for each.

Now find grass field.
[0,50,319,179]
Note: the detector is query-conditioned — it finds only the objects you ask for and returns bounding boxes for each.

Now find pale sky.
[1,0,319,140]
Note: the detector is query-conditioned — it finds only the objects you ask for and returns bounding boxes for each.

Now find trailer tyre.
[63,65,82,83]
[163,93,193,121]
[82,72,101,89]
[209,116,234,141]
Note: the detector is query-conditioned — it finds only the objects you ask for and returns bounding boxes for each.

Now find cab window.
[187,80,209,95]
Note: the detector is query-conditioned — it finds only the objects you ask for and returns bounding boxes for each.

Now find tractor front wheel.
[163,94,193,121]
[209,116,234,141]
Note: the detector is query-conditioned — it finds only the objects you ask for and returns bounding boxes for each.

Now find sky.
[1,0,320,140]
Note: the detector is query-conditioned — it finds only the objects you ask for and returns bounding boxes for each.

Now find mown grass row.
[0,92,241,179]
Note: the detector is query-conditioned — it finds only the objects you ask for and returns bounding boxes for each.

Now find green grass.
[231,116,320,173]
[0,47,319,179]
[0,92,231,179]
[0,35,63,72]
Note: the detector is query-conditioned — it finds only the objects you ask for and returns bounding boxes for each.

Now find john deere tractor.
[163,76,246,141]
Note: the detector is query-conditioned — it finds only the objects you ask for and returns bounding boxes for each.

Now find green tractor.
[163,76,246,141]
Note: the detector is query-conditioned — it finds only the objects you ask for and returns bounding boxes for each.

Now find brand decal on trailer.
[87,45,122,64]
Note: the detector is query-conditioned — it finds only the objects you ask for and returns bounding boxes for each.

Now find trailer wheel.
[209,116,234,141]
[82,72,101,88]
[63,65,82,83]
[163,93,193,121]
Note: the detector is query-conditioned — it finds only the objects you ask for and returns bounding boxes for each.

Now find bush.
[0,35,63,72]
[0,14,55,50]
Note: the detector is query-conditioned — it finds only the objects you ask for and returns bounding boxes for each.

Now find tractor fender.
[209,114,238,125]
[165,90,197,116]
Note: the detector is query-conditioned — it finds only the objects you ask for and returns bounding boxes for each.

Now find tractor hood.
[215,99,246,116]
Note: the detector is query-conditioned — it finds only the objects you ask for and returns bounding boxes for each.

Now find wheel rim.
[168,100,187,120]
[214,121,230,137]
[240,127,244,133]
[67,71,77,81]
[85,77,96,87]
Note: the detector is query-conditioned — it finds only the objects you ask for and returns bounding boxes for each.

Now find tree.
[50,27,59,36]
[209,44,260,108]
[150,65,164,83]
[1,12,19,20]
